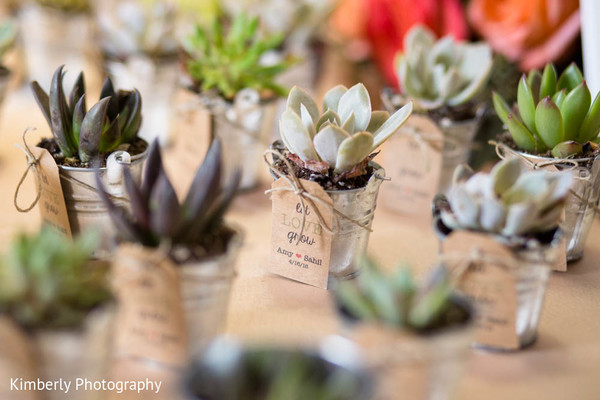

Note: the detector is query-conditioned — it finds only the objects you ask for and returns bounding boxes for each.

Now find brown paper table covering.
[1,87,600,400]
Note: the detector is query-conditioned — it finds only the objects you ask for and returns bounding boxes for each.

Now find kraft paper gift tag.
[380,114,443,218]
[269,178,333,289]
[111,244,187,367]
[31,147,72,237]
[443,231,519,350]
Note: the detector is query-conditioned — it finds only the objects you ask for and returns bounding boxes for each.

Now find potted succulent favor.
[182,13,291,190]
[17,65,149,257]
[0,19,16,111]
[380,25,493,216]
[220,0,334,91]
[335,258,473,400]
[433,158,571,350]
[97,139,242,358]
[493,62,600,263]
[18,0,101,89]
[185,336,372,400]
[0,227,113,400]
[95,0,179,145]
[266,83,412,288]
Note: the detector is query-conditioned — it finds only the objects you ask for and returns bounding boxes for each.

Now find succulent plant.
[0,227,111,330]
[0,19,16,63]
[279,83,413,173]
[183,13,291,100]
[189,339,368,400]
[34,0,89,12]
[31,65,143,163]
[438,158,572,237]
[97,139,240,261]
[220,0,334,53]
[494,62,600,157]
[96,0,178,60]
[336,257,468,332]
[394,25,493,111]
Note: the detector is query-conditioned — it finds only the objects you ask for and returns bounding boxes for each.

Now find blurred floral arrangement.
[468,0,580,71]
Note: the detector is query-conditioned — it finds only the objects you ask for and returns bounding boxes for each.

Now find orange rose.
[331,0,468,87]
[468,0,580,71]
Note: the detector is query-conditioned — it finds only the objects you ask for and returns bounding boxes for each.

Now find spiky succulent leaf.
[578,92,600,143]
[30,81,51,127]
[557,63,583,91]
[79,97,110,163]
[49,66,75,157]
[540,63,557,100]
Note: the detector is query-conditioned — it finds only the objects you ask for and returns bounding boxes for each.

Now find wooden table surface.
[0,84,599,400]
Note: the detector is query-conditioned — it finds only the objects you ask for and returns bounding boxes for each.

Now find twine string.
[492,140,600,214]
[14,128,42,213]
[263,148,372,245]
[14,128,131,214]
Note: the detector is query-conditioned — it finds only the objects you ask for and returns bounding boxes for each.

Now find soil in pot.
[270,140,376,191]
[37,137,148,168]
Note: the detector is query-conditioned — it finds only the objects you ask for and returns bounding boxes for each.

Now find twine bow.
[264,148,373,245]
[491,140,600,214]
[14,128,42,213]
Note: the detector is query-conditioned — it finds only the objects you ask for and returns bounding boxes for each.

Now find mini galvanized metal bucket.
[32,306,114,400]
[202,90,278,191]
[58,144,149,258]
[326,165,386,282]
[342,296,474,400]
[178,228,243,356]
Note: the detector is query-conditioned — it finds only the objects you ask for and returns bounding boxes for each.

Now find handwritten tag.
[380,114,443,218]
[443,231,519,350]
[111,244,187,366]
[32,147,72,237]
[269,178,333,289]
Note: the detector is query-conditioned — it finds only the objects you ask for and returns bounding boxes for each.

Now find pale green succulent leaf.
[540,63,557,100]
[479,199,506,232]
[286,86,319,123]
[313,124,350,167]
[337,83,371,132]
[403,25,436,55]
[335,131,373,172]
[578,91,600,142]
[526,70,542,103]
[551,141,583,158]
[300,103,316,138]
[557,63,584,92]
[490,157,521,194]
[315,109,341,131]
[447,43,492,106]
[366,110,389,133]
[279,109,319,161]
[517,75,537,134]
[492,92,511,126]
[535,97,564,148]
[506,114,538,153]
[341,112,355,133]
[552,89,567,108]
[501,202,538,236]
[371,102,413,151]
[560,82,591,141]
[322,84,347,113]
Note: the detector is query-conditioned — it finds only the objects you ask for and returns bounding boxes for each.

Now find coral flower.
[468,0,580,70]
